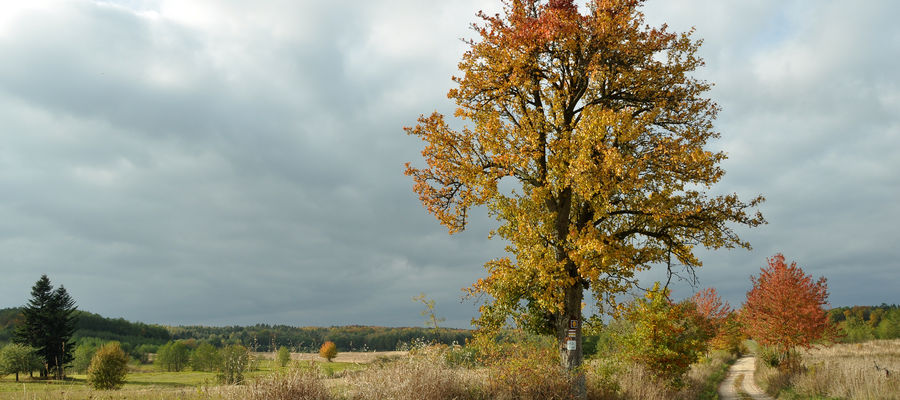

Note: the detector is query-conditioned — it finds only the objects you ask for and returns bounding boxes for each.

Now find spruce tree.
[13,275,78,379]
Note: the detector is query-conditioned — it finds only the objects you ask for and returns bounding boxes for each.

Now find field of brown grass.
[756,339,900,399]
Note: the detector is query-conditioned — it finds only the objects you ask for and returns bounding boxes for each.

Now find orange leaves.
[318,341,337,362]
[741,254,838,357]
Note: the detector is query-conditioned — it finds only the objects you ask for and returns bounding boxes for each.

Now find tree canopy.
[405,0,764,381]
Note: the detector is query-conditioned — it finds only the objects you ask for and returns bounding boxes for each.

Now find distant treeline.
[168,324,471,352]
[827,304,900,342]
[0,307,471,354]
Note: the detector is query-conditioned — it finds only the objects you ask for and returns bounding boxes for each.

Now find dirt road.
[718,356,774,400]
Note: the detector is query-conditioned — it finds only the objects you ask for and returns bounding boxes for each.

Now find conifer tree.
[13,275,78,379]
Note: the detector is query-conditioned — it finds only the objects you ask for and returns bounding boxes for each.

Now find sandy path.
[718,356,774,400]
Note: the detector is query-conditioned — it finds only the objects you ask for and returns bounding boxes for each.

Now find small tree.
[0,343,42,382]
[742,253,836,367]
[86,342,129,390]
[72,342,100,374]
[621,283,711,388]
[710,311,745,354]
[155,341,190,372]
[276,346,291,368]
[413,293,445,330]
[191,343,221,372]
[219,344,249,384]
[318,341,337,362]
[689,287,733,353]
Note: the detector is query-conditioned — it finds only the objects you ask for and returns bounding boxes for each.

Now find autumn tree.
[319,341,337,362]
[742,253,836,367]
[404,0,764,390]
[689,287,731,348]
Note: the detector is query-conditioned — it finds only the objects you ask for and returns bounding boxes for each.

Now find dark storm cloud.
[0,0,897,329]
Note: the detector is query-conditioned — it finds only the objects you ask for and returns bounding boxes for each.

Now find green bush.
[219,344,250,384]
[87,342,129,390]
[276,346,291,368]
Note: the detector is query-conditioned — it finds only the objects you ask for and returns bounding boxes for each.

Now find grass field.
[755,339,900,399]
[0,354,368,399]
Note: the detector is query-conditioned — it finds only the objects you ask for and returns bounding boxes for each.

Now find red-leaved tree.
[742,253,836,365]
[690,287,733,352]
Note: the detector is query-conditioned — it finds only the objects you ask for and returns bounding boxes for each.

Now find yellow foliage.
[406,0,764,363]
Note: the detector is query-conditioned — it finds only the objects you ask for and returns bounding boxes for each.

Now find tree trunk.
[558,280,586,398]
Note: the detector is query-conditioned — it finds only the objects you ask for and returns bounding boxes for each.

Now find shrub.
[621,282,711,388]
[319,341,337,362]
[219,344,250,384]
[87,342,129,390]
[277,346,291,368]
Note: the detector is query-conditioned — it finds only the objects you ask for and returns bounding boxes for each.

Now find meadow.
[754,339,900,399]
[0,345,734,400]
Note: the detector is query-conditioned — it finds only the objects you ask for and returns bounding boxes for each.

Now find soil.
[718,356,774,400]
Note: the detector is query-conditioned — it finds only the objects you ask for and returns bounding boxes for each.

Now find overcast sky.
[0,0,897,329]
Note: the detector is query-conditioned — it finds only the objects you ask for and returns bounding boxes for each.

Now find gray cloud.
[0,0,897,329]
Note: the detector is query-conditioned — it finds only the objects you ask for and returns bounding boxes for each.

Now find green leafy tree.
[0,343,42,382]
[13,275,78,379]
[155,341,190,372]
[875,309,900,339]
[134,344,158,364]
[87,342,129,390]
[404,2,765,394]
[219,344,249,384]
[621,283,711,388]
[71,343,99,374]
[190,343,221,372]
[276,346,291,368]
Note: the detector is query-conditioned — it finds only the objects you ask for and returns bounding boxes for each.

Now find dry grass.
[253,351,408,364]
[345,348,483,400]
[788,339,900,399]
[604,350,735,400]
[755,339,900,399]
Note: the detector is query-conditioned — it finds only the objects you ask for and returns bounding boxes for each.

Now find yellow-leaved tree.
[405,0,764,394]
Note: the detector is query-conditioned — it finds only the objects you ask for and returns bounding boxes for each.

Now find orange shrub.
[318,341,337,362]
